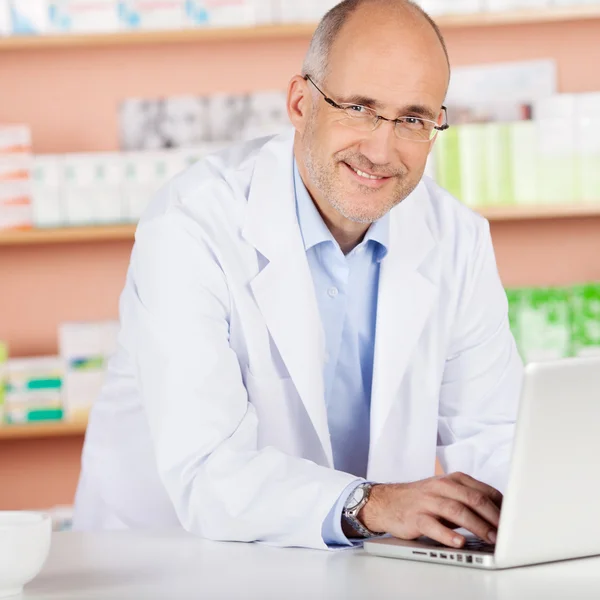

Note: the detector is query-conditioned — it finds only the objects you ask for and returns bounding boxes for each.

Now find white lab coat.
[73,130,523,549]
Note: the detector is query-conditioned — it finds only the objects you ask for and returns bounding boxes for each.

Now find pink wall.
[1,16,599,510]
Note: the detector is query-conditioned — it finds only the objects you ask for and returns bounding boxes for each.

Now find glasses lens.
[337,106,377,130]
[394,119,438,143]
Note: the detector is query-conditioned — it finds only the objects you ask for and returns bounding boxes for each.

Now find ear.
[287,75,313,135]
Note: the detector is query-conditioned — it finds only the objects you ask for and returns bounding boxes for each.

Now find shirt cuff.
[321,479,365,547]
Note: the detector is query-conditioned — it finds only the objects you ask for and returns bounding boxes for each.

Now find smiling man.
[74,0,523,550]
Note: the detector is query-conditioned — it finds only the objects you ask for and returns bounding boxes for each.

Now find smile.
[343,162,391,186]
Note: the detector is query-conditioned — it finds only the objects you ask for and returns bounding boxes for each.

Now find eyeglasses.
[304,75,449,143]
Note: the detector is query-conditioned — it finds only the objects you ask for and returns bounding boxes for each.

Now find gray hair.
[301,0,450,83]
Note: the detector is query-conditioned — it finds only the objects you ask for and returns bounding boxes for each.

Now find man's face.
[294,7,449,225]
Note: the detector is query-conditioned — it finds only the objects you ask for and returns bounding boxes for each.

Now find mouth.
[342,162,393,188]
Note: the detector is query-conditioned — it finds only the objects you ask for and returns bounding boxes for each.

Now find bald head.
[302,0,450,84]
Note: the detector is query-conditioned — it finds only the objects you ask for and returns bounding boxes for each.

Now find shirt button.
[327,287,338,298]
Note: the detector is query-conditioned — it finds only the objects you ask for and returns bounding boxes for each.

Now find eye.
[346,105,370,114]
[398,116,426,130]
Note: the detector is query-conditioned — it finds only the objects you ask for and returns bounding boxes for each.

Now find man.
[73,0,523,550]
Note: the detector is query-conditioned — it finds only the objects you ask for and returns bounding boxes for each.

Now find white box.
[278,0,309,23]
[7,0,49,34]
[446,0,482,14]
[0,124,31,154]
[534,94,578,205]
[59,321,119,420]
[486,0,548,10]
[0,180,33,230]
[417,1,449,16]
[576,92,600,203]
[117,0,185,30]
[62,154,96,225]
[47,0,119,34]
[121,151,174,222]
[253,0,278,24]
[63,153,124,225]
[0,0,10,35]
[5,356,64,424]
[0,153,32,181]
[31,155,65,228]
[90,153,124,224]
[185,0,255,28]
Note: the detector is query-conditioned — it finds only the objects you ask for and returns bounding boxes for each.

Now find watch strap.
[342,483,383,539]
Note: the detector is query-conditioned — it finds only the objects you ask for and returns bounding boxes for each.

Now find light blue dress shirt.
[293,162,389,546]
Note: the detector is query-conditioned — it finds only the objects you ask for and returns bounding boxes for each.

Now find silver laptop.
[364,356,600,570]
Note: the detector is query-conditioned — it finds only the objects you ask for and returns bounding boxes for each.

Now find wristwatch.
[342,482,382,539]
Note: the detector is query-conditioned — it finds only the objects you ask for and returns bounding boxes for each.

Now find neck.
[295,151,369,255]
[316,208,369,255]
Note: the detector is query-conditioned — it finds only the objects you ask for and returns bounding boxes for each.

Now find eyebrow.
[336,94,439,121]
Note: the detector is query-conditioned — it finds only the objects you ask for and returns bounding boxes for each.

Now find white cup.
[0,512,52,598]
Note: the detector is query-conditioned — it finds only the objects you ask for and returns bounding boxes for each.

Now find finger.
[450,472,504,509]
[438,480,501,528]
[435,498,498,544]
[414,514,466,549]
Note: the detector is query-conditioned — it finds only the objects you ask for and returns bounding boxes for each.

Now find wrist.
[357,483,386,534]
[342,482,386,538]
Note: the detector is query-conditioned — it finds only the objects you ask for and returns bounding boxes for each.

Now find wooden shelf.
[435,4,600,28]
[0,23,317,50]
[1,6,599,51]
[478,203,600,221]
[0,205,599,247]
[0,420,87,441]
[0,225,136,246]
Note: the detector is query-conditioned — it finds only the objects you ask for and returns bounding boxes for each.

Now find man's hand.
[359,473,503,548]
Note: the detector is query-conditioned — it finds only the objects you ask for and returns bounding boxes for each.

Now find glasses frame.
[304,75,449,142]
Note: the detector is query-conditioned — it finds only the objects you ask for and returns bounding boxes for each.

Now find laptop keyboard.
[462,538,496,553]
[424,537,496,554]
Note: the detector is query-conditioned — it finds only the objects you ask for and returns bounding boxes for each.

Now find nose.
[358,118,398,168]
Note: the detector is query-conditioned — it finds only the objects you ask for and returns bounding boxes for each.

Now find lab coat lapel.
[370,183,437,453]
[242,133,333,466]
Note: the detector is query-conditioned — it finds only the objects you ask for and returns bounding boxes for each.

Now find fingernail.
[488,531,497,544]
[453,537,463,547]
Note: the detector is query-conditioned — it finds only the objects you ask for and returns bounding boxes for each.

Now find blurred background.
[0,0,599,530]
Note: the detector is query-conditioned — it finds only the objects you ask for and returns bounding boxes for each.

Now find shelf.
[477,203,600,221]
[0,205,599,247]
[0,225,136,246]
[0,420,87,441]
[1,6,599,51]
[434,4,600,28]
[0,23,317,50]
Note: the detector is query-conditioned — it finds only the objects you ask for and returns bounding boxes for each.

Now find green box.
[570,283,600,358]
[518,287,571,363]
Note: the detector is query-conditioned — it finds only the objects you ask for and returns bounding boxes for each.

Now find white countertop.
[23,531,600,599]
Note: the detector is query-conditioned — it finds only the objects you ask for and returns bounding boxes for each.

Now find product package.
[4,356,64,424]
[47,0,120,34]
[570,284,600,358]
[59,321,119,421]
[517,287,571,363]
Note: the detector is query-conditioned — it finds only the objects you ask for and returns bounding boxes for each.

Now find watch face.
[346,485,367,511]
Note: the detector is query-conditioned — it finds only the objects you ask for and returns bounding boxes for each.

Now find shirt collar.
[293,159,390,261]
